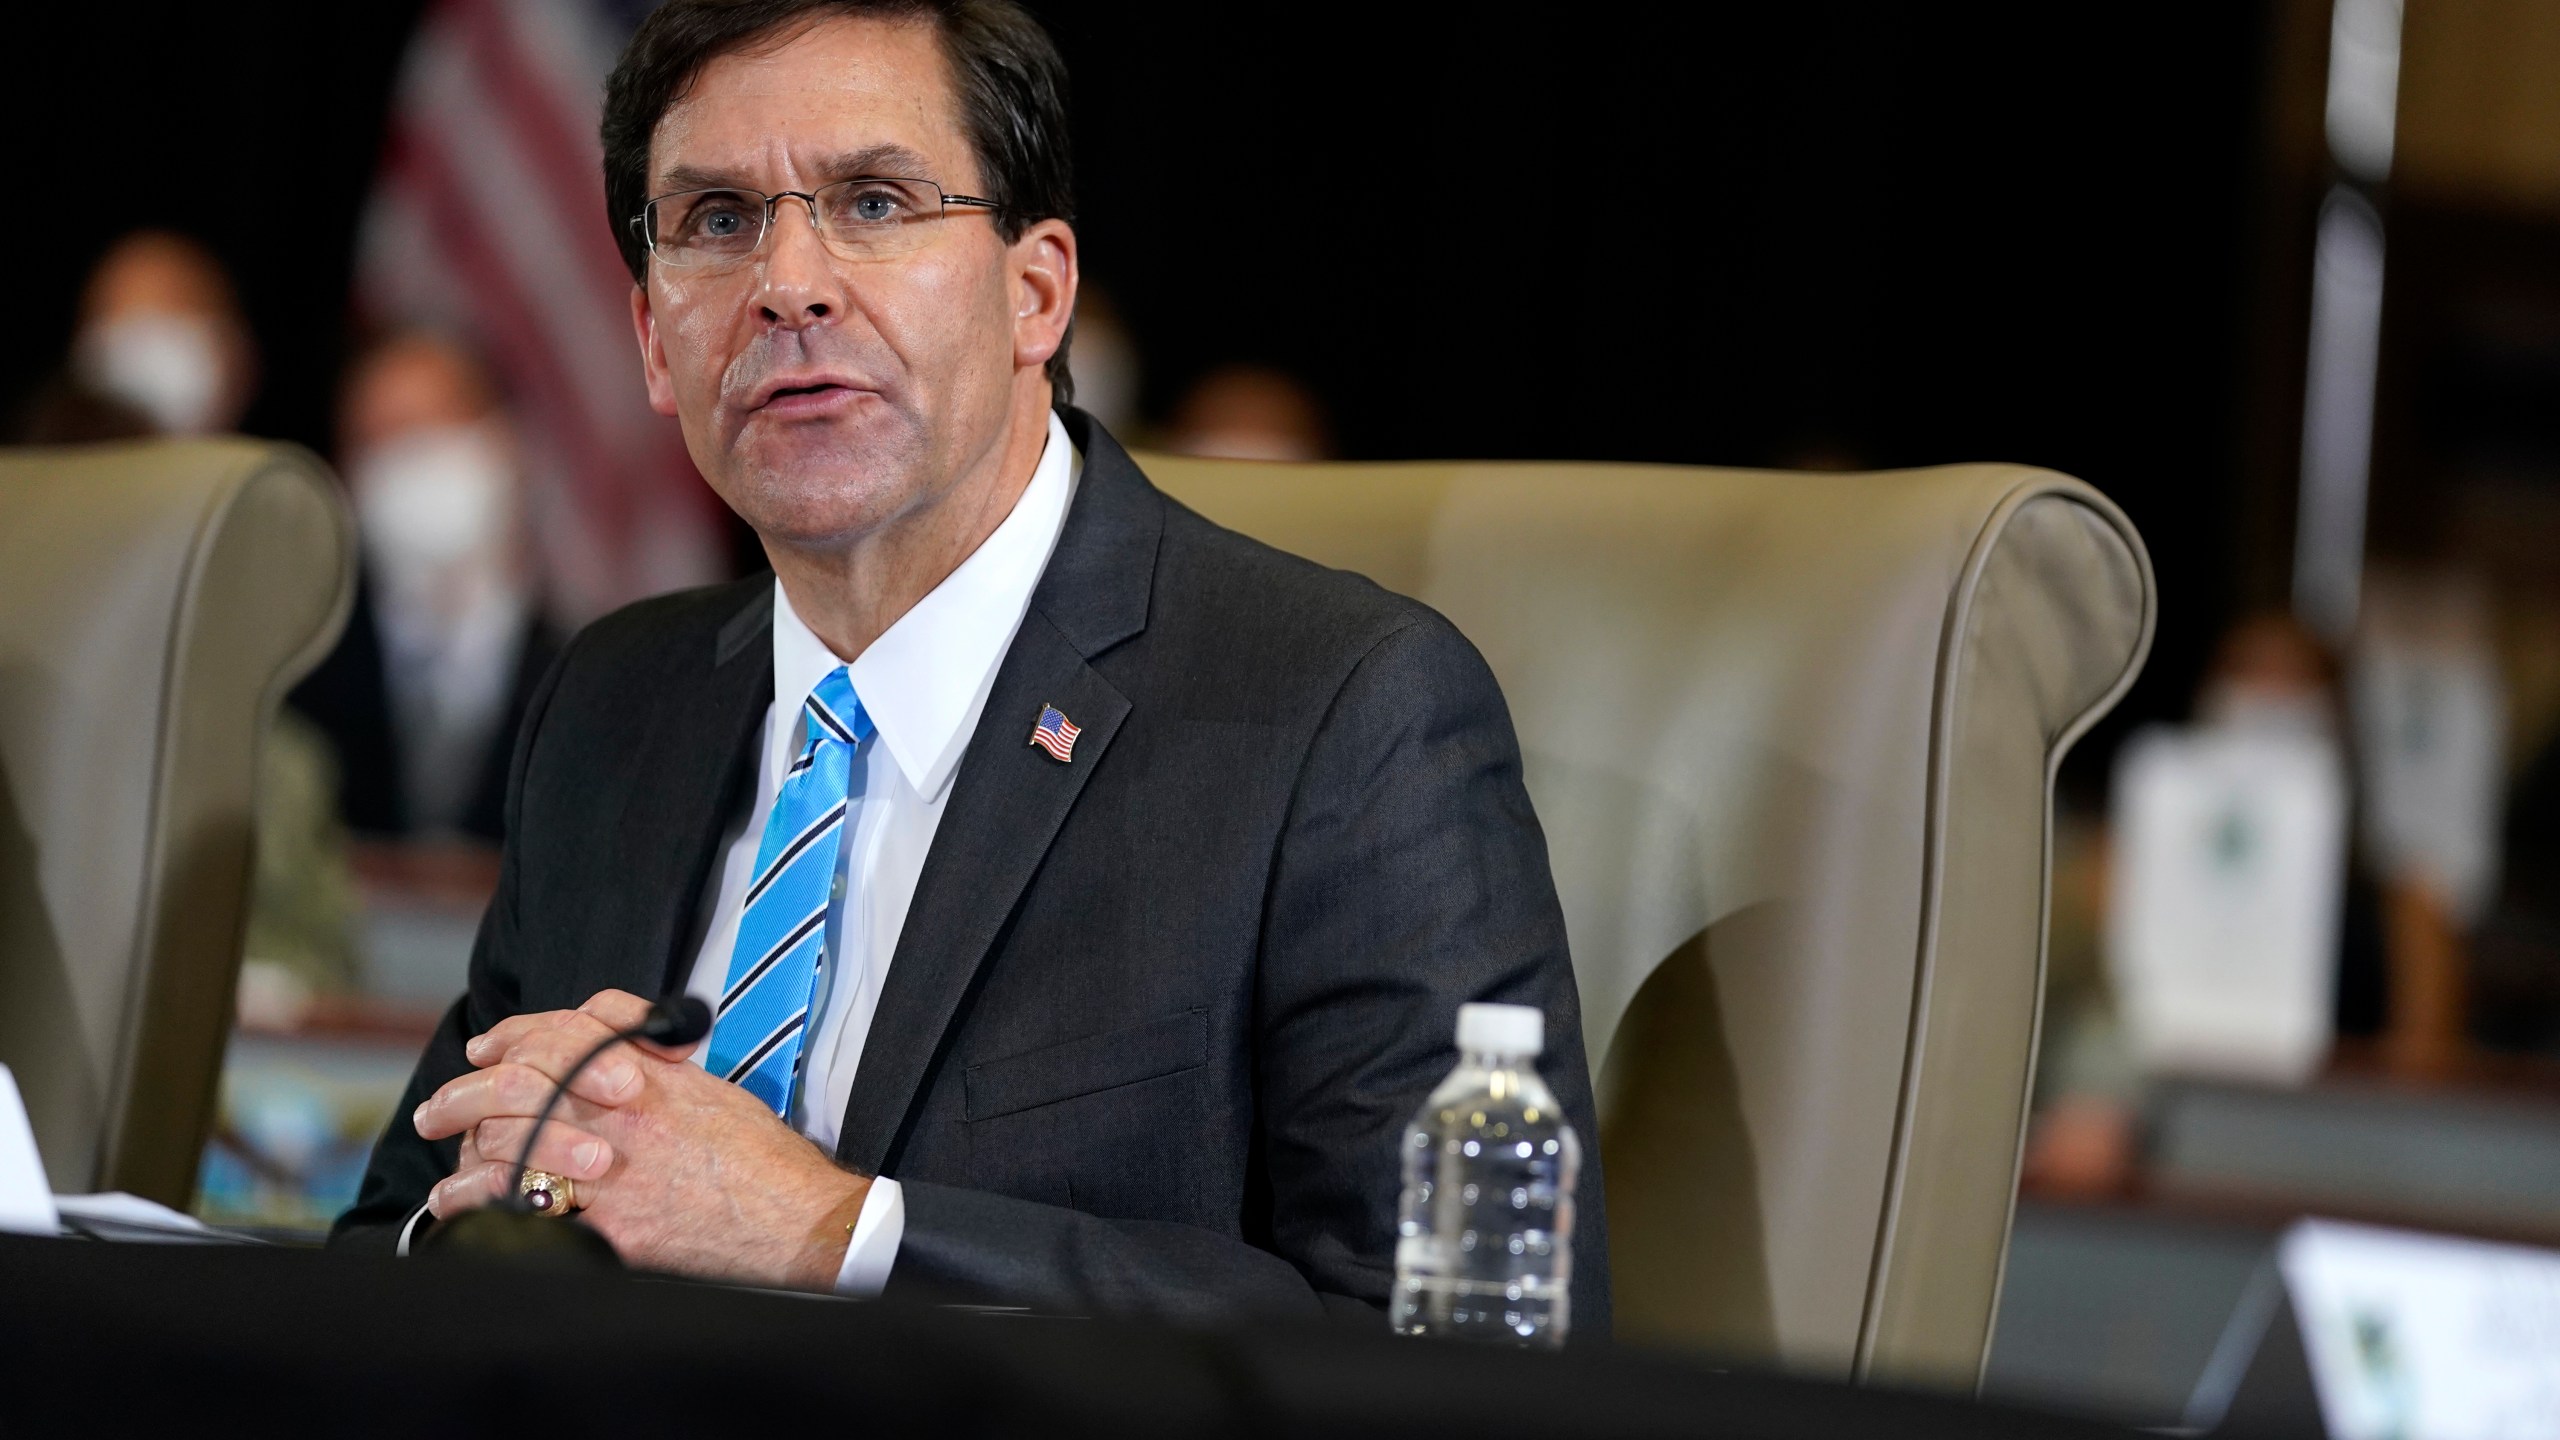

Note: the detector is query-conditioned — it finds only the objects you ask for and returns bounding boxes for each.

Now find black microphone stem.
[500,994,712,1213]
[507,1024,644,1212]
[421,995,707,1264]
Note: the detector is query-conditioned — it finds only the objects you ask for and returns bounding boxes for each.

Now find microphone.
[416,993,711,1267]
[505,994,711,1213]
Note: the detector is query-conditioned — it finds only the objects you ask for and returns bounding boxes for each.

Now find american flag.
[1029,705,1081,763]
[356,0,724,626]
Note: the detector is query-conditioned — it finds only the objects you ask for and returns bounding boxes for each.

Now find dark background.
[2,2,2274,750]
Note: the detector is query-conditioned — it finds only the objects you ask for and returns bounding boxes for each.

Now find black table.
[0,1233,2142,1437]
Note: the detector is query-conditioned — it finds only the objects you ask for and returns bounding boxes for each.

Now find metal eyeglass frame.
[630,176,1004,267]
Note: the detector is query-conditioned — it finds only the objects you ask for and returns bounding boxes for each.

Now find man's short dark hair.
[602,0,1077,401]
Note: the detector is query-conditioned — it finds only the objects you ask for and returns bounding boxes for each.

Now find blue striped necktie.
[707,665,872,1115]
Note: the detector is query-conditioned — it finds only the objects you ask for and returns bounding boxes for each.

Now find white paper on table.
[2280,1219,2560,1440]
[52,1192,217,1239]
[2105,725,2348,1084]
[0,1065,61,1236]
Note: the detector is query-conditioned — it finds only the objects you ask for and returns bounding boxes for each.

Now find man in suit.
[335,0,1608,1329]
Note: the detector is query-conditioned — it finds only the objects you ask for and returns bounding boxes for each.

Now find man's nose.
[751,195,846,329]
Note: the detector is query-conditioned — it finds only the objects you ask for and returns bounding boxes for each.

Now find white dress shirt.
[400,412,1079,1288]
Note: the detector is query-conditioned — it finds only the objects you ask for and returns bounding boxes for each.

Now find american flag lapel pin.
[1029,703,1082,763]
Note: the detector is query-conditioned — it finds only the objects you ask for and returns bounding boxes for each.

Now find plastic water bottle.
[1390,1002,1581,1346]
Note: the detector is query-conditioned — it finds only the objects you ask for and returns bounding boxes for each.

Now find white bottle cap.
[1456,1002,1544,1057]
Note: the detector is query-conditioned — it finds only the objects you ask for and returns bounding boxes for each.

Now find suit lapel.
[834,615,1129,1170]
[835,411,1162,1171]
[577,583,774,1005]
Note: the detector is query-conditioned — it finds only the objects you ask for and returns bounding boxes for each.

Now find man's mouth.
[772,382,839,401]
[750,375,872,415]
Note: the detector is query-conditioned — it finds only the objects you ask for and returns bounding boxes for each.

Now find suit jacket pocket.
[963,1008,1208,1121]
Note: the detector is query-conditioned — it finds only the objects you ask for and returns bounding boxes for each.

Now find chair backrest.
[1143,455,2152,1390]
[0,440,351,1206]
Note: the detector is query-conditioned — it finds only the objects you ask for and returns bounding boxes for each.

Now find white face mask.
[351,424,515,608]
[74,312,228,435]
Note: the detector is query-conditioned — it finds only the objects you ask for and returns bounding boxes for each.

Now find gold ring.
[517,1168,579,1217]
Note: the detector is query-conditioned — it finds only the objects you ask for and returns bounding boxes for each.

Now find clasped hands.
[412,988,869,1291]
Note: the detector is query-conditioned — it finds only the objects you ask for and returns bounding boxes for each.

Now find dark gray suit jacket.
[334,410,1610,1332]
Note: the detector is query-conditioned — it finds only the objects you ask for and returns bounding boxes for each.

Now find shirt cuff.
[832,1176,903,1297]
[395,1202,433,1256]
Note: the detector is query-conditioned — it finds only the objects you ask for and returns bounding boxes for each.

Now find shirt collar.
[769,409,1081,802]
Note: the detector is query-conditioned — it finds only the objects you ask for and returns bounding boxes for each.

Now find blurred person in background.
[2348,571,2509,1078]
[1162,363,1330,462]
[2021,798,2139,1199]
[70,230,259,437]
[2027,612,2386,1196]
[289,331,561,846]
[233,727,365,1032]
[1062,286,1141,439]
[15,230,258,443]
[2196,611,2339,735]
[2189,612,2402,1049]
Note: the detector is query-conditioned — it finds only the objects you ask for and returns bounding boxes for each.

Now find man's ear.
[1010,218,1078,376]
[630,281,681,418]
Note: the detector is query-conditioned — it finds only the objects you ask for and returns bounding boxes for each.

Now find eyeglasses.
[633,176,1002,268]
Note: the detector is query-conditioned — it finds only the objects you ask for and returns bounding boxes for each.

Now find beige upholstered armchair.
[0,440,352,1207]
[1145,456,2153,1391]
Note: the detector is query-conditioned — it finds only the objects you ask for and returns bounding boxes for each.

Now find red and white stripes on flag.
[1029,705,1081,763]
[358,0,723,625]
